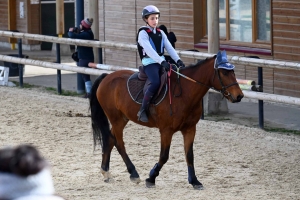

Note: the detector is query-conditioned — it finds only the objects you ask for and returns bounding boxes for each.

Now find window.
[228,0,253,42]
[256,0,271,42]
[201,0,271,47]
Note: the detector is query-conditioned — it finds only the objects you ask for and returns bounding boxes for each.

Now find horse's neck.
[171,59,213,109]
[185,59,214,93]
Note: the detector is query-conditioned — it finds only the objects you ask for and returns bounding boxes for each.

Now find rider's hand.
[177,60,185,68]
[161,61,170,71]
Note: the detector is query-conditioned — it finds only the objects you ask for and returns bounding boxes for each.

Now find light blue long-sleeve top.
[137,26,180,66]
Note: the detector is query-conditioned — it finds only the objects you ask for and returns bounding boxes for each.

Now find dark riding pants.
[143,63,161,94]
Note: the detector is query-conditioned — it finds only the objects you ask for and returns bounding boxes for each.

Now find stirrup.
[137,109,148,122]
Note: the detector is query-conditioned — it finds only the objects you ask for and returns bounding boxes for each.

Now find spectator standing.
[68,18,95,99]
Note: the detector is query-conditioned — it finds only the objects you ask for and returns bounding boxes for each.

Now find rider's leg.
[137,89,155,122]
[137,63,161,122]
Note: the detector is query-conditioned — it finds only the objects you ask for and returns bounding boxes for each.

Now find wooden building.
[0,0,299,97]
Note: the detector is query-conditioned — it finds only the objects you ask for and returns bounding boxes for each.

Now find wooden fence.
[1,30,300,70]
[1,30,300,107]
[1,30,300,130]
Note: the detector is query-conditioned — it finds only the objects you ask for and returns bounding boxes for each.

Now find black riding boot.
[137,90,155,122]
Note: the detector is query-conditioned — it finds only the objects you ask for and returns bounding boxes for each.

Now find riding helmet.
[142,5,160,19]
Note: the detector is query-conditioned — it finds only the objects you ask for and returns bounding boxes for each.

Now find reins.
[170,68,211,89]
[167,67,173,116]
[172,66,182,98]
[167,58,239,101]
[166,58,238,115]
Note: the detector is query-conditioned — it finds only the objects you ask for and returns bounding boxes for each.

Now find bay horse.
[90,50,244,189]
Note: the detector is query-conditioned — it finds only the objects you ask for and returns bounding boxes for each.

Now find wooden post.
[55,0,63,93]
[75,0,85,94]
[26,0,32,47]
[89,1,99,63]
[207,0,220,53]
[205,0,227,115]
[8,0,17,49]
[54,0,70,55]
[56,0,64,37]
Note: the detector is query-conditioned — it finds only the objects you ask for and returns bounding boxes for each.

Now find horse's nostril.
[236,94,244,102]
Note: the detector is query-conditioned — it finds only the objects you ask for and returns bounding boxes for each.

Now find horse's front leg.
[182,126,204,190]
[146,130,173,188]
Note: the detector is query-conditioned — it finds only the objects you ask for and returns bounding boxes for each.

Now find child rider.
[137,5,185,122]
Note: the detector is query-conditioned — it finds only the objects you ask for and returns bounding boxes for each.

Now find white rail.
[1,55,299,106]
[1,31,300,71]
[0,55,103,75]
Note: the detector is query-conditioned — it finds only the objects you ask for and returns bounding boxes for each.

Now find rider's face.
[146,14,159,28]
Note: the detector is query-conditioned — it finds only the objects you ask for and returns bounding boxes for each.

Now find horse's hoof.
[130,169,140,184]
[145,180,155,188]
[101,169,113,183]
[130,177,141,184]
[104,178,114,183]
[193,184,204,190]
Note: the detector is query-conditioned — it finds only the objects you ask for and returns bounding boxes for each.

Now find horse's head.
[210,50,244,103]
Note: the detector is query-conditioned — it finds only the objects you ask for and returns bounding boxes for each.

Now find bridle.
[213,58,239,101]
[170,58,239,101]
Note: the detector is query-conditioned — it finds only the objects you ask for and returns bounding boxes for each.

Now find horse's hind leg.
[111,120,141,184]
[101,133,115,182]
[182,126,204,190]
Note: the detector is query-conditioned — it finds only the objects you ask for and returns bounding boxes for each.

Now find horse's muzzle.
[233,94,244,103]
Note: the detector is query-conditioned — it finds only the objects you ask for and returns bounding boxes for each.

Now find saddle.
[127,66,168,105]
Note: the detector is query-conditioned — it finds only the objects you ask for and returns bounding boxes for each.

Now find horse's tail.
[90,73,111,151]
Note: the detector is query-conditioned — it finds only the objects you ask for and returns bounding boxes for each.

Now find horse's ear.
[221,50,227,58]
[216,50,222,61]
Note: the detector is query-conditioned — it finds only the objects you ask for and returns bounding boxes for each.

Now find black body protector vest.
[136,27,164,61]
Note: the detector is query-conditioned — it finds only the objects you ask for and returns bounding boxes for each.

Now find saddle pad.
[127,72,167,105]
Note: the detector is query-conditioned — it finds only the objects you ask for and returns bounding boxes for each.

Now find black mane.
[186,55,216,69]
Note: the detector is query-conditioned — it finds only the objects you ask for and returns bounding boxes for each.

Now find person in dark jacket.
[159,24,177,48]
[68,18,94,98]
[159,24,177,64]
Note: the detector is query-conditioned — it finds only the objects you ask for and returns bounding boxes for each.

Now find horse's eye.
[222,70,235,76]
[222,70,229,76]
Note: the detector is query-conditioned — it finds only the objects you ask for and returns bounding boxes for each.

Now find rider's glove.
[177,60,185,68]
[161,61,170,71]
